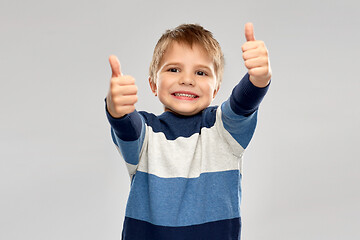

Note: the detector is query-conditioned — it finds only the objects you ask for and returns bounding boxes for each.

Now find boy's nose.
[179,73,195,86]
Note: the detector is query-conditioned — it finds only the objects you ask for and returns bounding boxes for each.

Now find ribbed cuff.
[229,73,270,116]
[105,98,142,141]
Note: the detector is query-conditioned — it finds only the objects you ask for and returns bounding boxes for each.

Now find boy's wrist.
[249,75,271,88]
[229,73,270,116]
[105,98,127,119]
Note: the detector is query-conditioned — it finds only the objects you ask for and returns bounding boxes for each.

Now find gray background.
[1,0,359,239]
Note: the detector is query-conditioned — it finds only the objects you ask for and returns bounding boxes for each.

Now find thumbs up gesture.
[242,23,272,88]
[106,55,138,118]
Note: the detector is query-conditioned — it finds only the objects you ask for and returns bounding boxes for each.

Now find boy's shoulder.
[138,106,219,140]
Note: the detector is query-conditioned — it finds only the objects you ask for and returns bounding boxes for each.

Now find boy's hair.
[149,24,225,89]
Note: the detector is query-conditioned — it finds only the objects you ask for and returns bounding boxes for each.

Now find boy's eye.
[168,68,179,73]
[196,71,207,76]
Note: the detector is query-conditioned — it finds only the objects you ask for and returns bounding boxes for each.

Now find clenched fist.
[106,55,138,118]
[242,23,272,88]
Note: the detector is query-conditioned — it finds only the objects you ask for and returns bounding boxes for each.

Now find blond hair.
[149,24,224,89]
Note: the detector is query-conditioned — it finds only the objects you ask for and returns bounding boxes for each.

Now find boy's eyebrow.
[162,62,183,67]
[195,64,213,72]
[163,62,213,72]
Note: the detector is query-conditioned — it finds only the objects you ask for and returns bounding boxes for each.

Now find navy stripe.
[122,217,241,240]
[230,73,269,116]
[139,107,217,140]
[105,99,143,141]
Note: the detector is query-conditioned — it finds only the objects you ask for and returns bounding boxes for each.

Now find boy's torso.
[121,106,244,239]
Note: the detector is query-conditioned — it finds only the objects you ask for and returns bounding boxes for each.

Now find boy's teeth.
[174,93,197,98]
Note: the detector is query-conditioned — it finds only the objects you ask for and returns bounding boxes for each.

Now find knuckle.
[113,98,122,106]
[261,48,268,57]
[119,76,127,84]
[110,91,116,99]
[264,66,269,74]
[110,88,119,98]
[110,77,119,85]
[133,95,138,103]
[126,105,135,114]
[124,75,135,84]
[242,52,247,60]
[259,68,267,76]
[241,44,247,52]
[255,71,263,77]
[261,57,268,65]
[133,85,138,93]
[258,69,265,75]
[115,106,123,114]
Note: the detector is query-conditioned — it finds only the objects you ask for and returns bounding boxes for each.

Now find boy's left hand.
[242,22,272,88]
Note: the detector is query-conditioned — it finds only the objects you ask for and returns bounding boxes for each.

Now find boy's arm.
[221,73,269,149]
[228,73,269,117]
[105,103,145,168]
[106,55,145,175]
[221,23,271,149]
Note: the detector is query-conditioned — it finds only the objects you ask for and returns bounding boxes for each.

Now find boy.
[105,23,271,240]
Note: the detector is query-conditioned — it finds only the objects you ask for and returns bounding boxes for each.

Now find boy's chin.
[164,106,206,116]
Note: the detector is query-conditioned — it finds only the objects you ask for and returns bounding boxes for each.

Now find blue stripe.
[125,170,242,226]
[221,100,257,149]
[139,106,217,140]
[122,216,241,240]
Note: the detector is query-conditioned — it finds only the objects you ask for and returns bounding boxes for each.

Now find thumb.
[245,22,255,42]
[109,55,122,77]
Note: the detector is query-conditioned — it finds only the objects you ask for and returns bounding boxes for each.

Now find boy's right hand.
[106,55,138,118]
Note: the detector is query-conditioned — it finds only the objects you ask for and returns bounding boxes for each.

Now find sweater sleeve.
[105,99,146,176]
[221,73,270,149]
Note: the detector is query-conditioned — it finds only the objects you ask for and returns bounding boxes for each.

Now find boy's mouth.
[172,92,199,99]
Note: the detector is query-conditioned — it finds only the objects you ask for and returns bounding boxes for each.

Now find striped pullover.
[106,73,269,240]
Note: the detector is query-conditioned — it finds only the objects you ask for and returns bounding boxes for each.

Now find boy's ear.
[213,86,220,99]
[148,77,157,96]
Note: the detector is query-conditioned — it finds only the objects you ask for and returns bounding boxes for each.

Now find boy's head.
[148,24,225,116]
[149,24,224,90]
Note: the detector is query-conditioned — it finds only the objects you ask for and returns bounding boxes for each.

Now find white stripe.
[137,107,245,178]
[215,105,245,157]
[125,162,138,180]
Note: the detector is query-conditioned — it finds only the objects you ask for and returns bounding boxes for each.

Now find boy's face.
[150,42,218,116]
